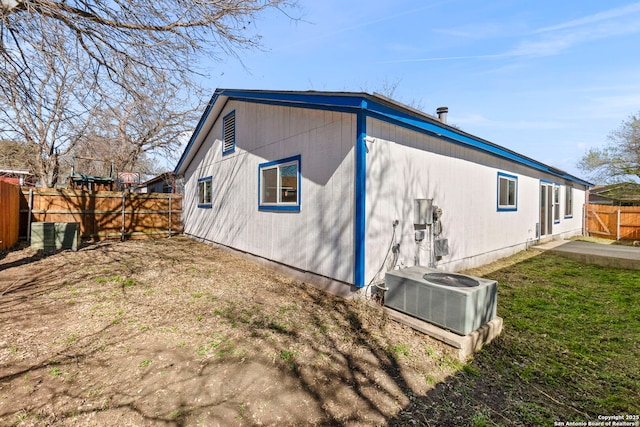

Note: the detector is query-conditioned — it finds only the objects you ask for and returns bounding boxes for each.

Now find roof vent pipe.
[436,107,448,124]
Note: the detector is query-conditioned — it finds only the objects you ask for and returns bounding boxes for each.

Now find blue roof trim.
[176,89,591,187]
[174,90,222,173]
[212,89,365,109]
[363,105,591,187]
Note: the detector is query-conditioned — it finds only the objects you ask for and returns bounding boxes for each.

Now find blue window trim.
[222,110,236,155]
[354,108,367,288]
[258,155,301,212]
[197,176,212,209]
[497,172,518,212]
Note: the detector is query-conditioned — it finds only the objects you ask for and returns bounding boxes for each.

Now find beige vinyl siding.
[183,101,357,284]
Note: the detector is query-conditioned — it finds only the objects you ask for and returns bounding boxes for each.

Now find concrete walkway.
[533,240,640,270]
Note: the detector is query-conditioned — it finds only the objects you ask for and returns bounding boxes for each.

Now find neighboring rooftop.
[589,182,640,206]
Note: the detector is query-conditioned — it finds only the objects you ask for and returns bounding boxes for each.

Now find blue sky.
[194,0,640,182]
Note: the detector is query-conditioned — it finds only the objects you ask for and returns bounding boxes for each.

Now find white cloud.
[432,23,505,39]
[509,3,640,58]
[533,2,640,34]
[382,3,640,64]
[378,53,506,64]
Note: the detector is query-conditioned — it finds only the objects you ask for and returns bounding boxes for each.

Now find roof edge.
[175,88,592,186]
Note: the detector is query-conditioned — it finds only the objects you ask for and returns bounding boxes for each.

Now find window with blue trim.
[258,155,301,211]
[198,177,212,208]
[222,111,235,155]
[497,172,517,211]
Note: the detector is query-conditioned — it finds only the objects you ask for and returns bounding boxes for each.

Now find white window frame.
[564,185,573,218]
[258,155,301,211]
[198,176,212,208]
[497,172,518,211]
[553,184,561,223]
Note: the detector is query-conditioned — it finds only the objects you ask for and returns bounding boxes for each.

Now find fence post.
[121,193,126,241]
[168,193,173,237]
[617,209,621,240]
[27,188,34,245]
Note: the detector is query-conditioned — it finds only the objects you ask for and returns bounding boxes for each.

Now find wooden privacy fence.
[0,181,21,250]
[585,203,640,241]
[19,188,182,241]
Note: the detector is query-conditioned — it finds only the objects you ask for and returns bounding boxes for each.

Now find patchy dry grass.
[1,237,638,426]
[0,237,456,426]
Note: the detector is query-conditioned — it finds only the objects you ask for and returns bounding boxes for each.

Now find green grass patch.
[279,348,298,369]
[268,321,289,333]
[279,349,296,361]
[103,275,137,287]
[388,343,411,359]
[483,253,640,415]
[196,333,235,358]
[396,252,639,426]
[122,278,136,287]
[278,304,296,314]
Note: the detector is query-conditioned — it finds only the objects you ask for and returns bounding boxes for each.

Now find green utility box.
[30,222,80,251]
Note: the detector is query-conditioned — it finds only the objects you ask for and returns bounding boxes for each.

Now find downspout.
[354,103,367,288]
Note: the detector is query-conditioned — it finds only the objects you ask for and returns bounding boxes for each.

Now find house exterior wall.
[179,91,589,289]
[182,100,357,284]
[364,117,586,283]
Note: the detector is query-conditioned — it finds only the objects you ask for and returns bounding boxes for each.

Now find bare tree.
[361,77,427,112]
[0,40,100,187]
[1,0,296,187]
[0,139,37,168]
[78,72,199,179]
[578,112,640,184]
[1,0,295,93]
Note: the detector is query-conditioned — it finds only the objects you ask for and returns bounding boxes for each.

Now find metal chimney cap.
[436,107,448,124]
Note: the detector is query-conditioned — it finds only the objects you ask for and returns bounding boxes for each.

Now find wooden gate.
[0,181,20,250]
[586,203,640,240]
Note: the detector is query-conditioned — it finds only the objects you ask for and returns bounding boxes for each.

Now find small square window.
[222,111,235,155]
[198,176,212,208]
[497,172,517,211]
[258,155,301,211]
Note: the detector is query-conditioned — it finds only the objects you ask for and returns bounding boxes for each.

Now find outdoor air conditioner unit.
[30,222,80,251]
[384,266,497,335]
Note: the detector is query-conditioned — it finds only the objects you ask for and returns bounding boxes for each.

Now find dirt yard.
[1,237,467,426]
